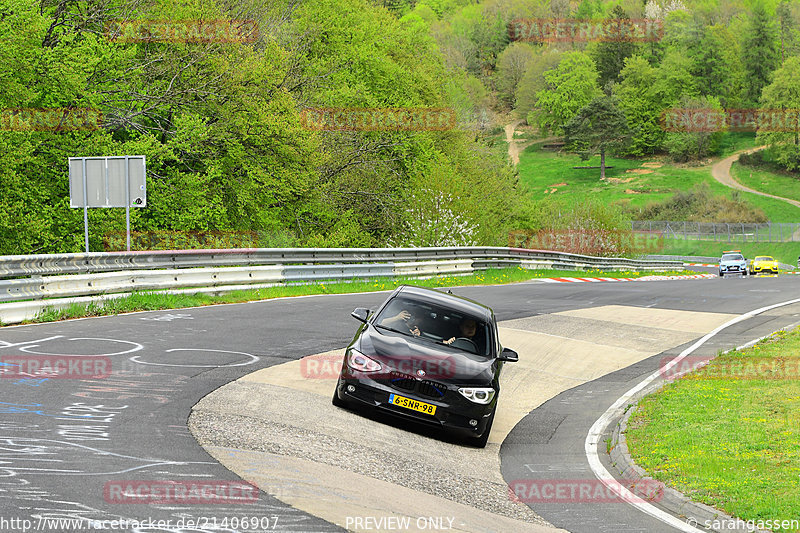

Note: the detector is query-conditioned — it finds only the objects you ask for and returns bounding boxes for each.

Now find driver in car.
[443,318,477,345]
[380,309,422,336]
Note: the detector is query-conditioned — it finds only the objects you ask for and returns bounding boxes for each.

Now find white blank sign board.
[69,156,146,208]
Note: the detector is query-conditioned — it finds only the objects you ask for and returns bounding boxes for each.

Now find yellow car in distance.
[749,255,779,275]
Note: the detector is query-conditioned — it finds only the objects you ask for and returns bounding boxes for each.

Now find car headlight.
[346,349,382,373]
[458,387,496,405]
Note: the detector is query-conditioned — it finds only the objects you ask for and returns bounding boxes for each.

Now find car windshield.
[755,256,772,261]
[722,254,744,261]
[375,296,491,357]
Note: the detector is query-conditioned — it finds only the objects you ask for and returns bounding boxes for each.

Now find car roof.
[393,285,494,321]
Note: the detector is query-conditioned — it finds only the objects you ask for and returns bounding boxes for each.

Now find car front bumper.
[752,266,778,274]
[720,265,747,275]
[335,376,495,438]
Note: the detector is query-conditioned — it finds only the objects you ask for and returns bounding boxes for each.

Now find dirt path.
[505,119,527,165]
[504,119,559,166]
[711,146,800,209]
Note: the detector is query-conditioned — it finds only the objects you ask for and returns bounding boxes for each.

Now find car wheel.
[332,382,347,408]
[469,409,495,448]
[719,272,724,277]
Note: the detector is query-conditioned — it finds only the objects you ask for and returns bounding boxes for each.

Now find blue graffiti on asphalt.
[11,379,49,387]
[0,360,50,386]
[0,402,96,420]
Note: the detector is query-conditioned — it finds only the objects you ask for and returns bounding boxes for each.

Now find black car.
[332,285,518,447]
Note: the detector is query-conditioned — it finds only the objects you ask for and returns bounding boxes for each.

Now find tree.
[494,42,535,109]
[514,48,563,122]
[689,25,731,102]
[534,51,601,135]
[563,95,630,180]
[663,95,725,162]
[591,5,640,87]
[776,0,800,63]
[742,3,779,105]
[654,48,698,104]
[757,56,800,171]
[616,55,665,155]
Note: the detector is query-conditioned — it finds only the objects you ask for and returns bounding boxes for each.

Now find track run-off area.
[0,273,798,533]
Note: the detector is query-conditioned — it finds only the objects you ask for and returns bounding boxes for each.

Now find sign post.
[68,156,146,252]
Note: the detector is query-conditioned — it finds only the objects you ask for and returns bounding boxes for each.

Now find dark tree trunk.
[600,148,606,180]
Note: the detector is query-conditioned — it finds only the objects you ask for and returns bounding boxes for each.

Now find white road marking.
[17,338,143,357]
[130,349,259,368]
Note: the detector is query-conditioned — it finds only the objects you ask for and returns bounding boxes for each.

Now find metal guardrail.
[0,247,680,304]
[0,247,677,279]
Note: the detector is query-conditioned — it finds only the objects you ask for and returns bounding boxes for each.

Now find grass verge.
[625,327,800,531]
[19,267,693,325]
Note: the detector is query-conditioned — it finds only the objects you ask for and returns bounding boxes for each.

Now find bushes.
[632,183,767,223]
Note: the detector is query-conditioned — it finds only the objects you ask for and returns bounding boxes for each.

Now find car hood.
[358,326,497,384]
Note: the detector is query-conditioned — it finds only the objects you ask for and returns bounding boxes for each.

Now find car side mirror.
[498,348,519,362]
[351,308,370,323]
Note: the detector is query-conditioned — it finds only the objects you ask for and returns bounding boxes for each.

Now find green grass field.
[517,138,800,222]
[717,132,759,157]
[626,327,800,531]
[732,162,800,204]
[659,239,800,266]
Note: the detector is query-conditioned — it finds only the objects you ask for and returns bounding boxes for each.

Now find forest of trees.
[1,0,799,254]
[393,0,799,161]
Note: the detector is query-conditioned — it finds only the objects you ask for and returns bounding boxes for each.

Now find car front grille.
[386,372,447,399]
[388,371,416,391]
[417,379,448,398]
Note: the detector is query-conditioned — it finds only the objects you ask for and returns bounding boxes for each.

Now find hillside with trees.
[2,0,799,255]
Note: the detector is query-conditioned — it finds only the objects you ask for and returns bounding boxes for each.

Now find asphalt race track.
[0,273,797,533]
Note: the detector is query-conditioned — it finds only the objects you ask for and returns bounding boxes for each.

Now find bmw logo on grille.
[416,369,426,377]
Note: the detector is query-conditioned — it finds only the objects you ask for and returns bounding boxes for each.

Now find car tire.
[469,409,495,448]
[719,272,724,277]
[332,382,347,408]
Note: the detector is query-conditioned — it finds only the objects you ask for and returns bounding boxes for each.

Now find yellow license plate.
[389,394,436,415]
